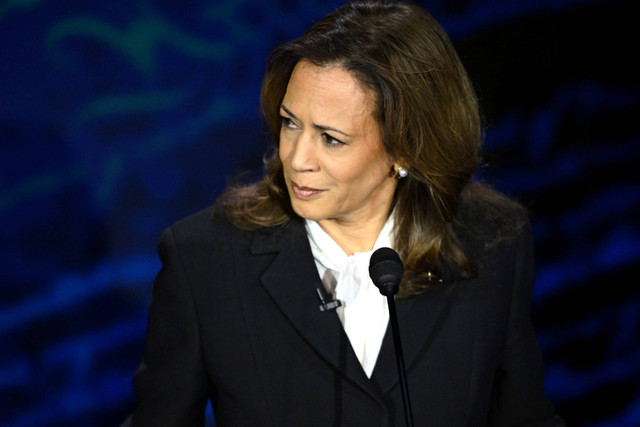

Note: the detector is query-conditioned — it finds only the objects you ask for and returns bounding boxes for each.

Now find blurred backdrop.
[1,0,638,426]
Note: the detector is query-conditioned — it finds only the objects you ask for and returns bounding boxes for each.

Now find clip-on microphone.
[316,288,342,312]
[369,247,414,427]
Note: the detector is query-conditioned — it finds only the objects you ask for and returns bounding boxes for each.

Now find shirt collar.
[304,212,395,273]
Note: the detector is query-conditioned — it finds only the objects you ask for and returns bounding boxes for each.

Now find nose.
[288,132,319,172]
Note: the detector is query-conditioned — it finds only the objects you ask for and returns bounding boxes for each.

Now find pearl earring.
[397,167,408,178]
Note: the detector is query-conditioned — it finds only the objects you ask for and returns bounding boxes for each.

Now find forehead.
[283,60,375,121]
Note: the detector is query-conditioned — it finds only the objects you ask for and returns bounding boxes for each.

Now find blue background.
[1,0,638,426]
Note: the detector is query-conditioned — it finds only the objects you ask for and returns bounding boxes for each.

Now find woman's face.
[279,60,398,227]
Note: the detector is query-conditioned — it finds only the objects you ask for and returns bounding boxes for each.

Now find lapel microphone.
[369,247,414,427]
[316,288,342,312]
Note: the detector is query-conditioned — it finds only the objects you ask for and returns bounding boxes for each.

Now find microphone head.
[369,247,404,296]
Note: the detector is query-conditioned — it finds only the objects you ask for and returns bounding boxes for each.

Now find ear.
[392,162,409,179]
[392,156,407,170]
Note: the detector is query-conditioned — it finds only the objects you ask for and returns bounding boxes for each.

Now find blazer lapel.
[251,219,378,397]
[372,280,456,394]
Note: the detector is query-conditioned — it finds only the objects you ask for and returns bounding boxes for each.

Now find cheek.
[331,154,387,184]
[325,164,358,185]
[278,132,295,162]
[278,137,289,164]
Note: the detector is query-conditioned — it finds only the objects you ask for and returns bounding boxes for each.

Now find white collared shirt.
[305,216,394,377]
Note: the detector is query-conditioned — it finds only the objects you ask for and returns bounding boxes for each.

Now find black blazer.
[127,206,564,426]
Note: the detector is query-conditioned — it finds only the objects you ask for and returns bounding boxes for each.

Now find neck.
[317,212,389,255]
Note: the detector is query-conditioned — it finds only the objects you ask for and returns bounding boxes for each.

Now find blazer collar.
[251,219,377,394]
[251,218,454,398]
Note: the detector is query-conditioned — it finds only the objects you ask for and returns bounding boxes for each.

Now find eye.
[280,115,299,130]
[321,132,346,147]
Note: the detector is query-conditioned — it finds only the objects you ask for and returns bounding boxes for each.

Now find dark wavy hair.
[220,0,522,297]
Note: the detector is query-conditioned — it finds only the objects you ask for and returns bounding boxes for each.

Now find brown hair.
[220,0,522,296]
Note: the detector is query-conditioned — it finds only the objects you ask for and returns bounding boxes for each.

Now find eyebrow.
[280,104,351,137]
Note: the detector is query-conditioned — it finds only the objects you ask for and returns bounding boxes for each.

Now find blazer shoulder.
[154,206,236,265]
[165,204,303,256]
[167,204,235,242]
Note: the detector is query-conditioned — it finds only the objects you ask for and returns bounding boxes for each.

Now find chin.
[290,202,323,222]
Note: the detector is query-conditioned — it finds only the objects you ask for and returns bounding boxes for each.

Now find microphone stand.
[386,295,414,427]
[369,247,413,427]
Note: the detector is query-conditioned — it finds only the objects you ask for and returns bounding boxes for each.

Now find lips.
[291,181,325,199]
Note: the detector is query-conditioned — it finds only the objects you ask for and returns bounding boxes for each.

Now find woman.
[127,1,564,425]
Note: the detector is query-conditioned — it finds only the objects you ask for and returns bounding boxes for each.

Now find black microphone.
[369,247,414,427]
[369,247,404,296]
[316,288,342,312]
